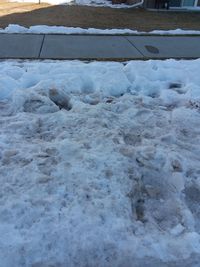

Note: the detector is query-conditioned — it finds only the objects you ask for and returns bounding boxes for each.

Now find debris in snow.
[49,88,72,110]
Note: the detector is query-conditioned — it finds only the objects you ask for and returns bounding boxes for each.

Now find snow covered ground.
[0,59,200,267]
[9,0,140,8]
[1,24,200,35]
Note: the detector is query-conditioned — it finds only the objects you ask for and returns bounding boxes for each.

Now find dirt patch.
[0,1,200,31]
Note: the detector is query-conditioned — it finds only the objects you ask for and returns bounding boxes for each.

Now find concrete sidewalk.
[0,33,200,60]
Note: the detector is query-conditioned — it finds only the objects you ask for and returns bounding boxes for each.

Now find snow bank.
[0,59,200,267]
[1,24,200,35]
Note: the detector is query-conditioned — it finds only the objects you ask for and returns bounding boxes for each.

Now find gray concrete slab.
[0,33,200,60]
[126,36,200,59]
[0,34,44,59]
[40,35,144,59]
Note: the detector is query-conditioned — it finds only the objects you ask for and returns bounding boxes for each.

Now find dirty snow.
[1,24,200,35]
[0,59,200,267]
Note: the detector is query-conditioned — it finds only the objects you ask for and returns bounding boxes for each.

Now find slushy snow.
[0,59,200,267]
[1,24,200,35]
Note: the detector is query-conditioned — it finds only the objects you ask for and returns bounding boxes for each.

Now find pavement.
[0,33,200,60]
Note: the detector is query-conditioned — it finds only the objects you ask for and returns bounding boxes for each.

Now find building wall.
[198,0,200,6]
[143,0,168,8]
[143,0,156,8]
[169,0,181,6]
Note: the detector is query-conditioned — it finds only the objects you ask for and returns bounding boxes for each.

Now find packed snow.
[0,59,200,267]
[1,24,200,35]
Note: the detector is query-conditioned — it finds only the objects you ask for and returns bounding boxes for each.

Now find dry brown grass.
[0,1,49,16]
[0,0,200,31]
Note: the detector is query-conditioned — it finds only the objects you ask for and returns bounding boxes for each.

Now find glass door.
[182,0,195,6]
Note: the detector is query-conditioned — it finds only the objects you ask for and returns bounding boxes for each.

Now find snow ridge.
[1,24,200,35]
